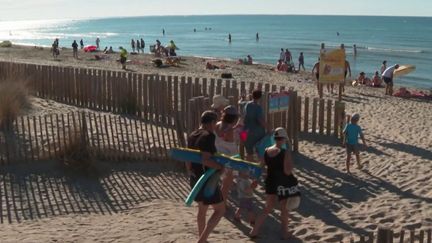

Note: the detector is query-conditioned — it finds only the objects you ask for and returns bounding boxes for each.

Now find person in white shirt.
[382,64,400,95]
[279,48,285,62]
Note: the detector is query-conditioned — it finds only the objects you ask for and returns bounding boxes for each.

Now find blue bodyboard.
[169,148,262,179]
[185,168,217,207]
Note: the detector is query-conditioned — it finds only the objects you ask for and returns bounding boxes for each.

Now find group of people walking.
[130,38,146,53]
[187,90,300,242]
[275,48,305,73]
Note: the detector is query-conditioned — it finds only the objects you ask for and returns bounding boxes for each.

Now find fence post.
[312,98,318,134]
[377,228,393,243]
[293,92,299,152]
[427,229,431,243]
[410,230,415,243]
[334,101,341,137]
[303,97,309,132]
[368,232,374,243]
[318,98,325,135]
[326,99,332,136]
[399,230,405,243]
[338,102,346,139]
[187,99,195,135]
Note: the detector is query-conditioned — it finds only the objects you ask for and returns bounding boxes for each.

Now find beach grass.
[0,79,29,130]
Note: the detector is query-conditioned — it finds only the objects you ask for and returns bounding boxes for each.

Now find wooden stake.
[303,97,309,132]
[326,99,332,136]
[311,98,318,134]
[318,99,325,135]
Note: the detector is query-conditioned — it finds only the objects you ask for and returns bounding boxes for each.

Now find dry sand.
[0,45,431,242]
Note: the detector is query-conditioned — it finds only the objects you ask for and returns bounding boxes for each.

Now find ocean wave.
[191,54,234,61]
[88,32,119,37]
[0,31,120,41]
[366,47,424,53]
[12,42,51,48]
[317,43,424,54]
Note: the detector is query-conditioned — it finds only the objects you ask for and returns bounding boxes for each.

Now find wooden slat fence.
[0,60,345,164]
[353,228,432,243]
[0,112,179,165]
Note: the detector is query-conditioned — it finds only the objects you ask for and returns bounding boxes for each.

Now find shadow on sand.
[0,160,189,224]
[294,152,432,237]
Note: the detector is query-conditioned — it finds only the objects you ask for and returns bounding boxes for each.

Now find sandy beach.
[0,45,431,242]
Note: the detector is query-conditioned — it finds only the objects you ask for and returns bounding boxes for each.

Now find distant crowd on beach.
[50,33,183,70]
[306,43,403,97]
[49,32,412,98]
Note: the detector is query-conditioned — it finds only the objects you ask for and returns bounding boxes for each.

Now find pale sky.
[0,0,431,20]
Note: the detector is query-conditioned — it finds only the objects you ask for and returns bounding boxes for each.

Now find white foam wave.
[366,47,423,53]
[12,42,51,48]
[0,31,119,41]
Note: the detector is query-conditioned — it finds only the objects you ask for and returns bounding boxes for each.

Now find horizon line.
[2,13,431,22]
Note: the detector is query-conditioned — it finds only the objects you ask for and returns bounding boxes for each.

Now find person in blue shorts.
[343,113,367,173]
[243,90,266,162]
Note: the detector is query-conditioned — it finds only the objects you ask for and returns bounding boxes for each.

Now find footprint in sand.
[321,234,345,243]
[295,228,308,236]
[323,227,338,233]
[370,212,385,219]
[304,234,321,241]
[379,217,395,224]
[364,224,378,231]
[403,222,422,229]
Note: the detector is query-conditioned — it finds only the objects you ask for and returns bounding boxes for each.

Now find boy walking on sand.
[343,113,367,173]
[234,171,257,225]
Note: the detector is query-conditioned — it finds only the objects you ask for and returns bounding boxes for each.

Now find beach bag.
[277,174,301,210]
[286,195,301,211]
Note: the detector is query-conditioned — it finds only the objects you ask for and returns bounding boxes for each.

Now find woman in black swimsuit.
[250,127,299,239]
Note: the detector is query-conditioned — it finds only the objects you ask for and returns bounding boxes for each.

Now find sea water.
[1,15,431,89]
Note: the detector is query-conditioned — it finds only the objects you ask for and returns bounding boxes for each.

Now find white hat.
[274,127,288,139]
[211,95,229,109]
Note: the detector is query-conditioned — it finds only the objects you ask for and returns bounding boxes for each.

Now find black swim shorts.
[190,175,224,205]
[383,77,393,85]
